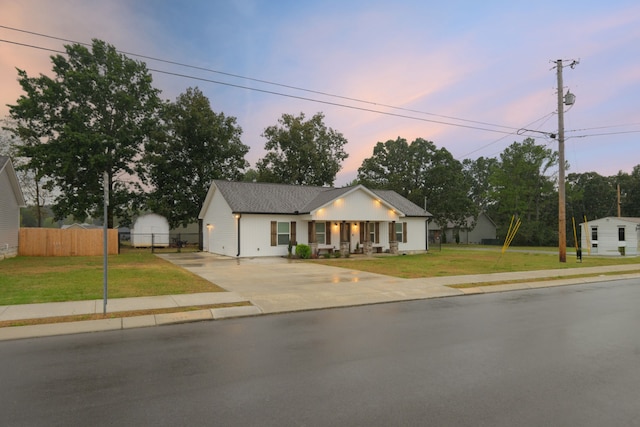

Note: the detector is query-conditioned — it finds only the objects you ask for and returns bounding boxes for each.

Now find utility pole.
[554,59,577,263]
[103,170,109,315]
[556,59,567,263]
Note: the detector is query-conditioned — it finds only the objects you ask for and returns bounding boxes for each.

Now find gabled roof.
[581,216,640,225]
[370,189,431,217]
[201,180,431,218]
[0,156,26,207]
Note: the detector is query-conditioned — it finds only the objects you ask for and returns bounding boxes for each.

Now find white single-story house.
[581,216,640,256]
[431,212,497,244]
[0,156,26,259]
[131,213,170,247]
[199,180,432,257]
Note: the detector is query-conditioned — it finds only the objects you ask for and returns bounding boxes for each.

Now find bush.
[295,244,312,259]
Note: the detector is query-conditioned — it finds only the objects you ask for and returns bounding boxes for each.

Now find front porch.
[306,220,402,257]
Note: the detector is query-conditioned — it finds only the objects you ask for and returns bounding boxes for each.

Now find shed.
[580,217,640,256]
[131,213,170,247]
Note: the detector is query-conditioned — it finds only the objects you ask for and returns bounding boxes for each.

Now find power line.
[147,67,517,134]
[0,36,518,135]
[460,112,556,159]
[566,122,640,132]
[3,26,640,146]
[0,24,520,131]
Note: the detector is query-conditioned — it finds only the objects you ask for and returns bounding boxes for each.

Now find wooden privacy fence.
[19,228,119,256]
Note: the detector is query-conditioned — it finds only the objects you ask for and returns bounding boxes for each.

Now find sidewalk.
[0,292,261,341]
[1,255,639,341]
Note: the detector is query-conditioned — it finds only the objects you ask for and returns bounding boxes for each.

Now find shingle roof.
[213,180,325,214]
[212,180,431,217]
[370,189,431,217]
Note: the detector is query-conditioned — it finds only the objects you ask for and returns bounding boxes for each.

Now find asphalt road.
[2,278,640,426]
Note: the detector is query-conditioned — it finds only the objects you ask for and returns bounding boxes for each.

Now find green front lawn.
[315,246,640,278]
[0,253,223,305]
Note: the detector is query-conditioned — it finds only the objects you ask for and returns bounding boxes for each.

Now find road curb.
[0,306,262,341]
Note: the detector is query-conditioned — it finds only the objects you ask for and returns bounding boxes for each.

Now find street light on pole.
[554,59,578,263]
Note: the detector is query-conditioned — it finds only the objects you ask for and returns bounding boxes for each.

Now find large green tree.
[1,118,54,227]
[256,112,348,186]
[462,156,499,213]
[8,39,162,228]
[488,138,558,246]
[142,87,249,228]
[357,137,474,228]
[566,171,617,221]
[616,166,640,217]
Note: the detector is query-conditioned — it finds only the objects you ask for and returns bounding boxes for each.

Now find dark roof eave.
[233,211,311,216]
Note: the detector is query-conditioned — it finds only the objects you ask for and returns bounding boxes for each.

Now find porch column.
[308,221,318,255]
[389,221,399,254]
[364,221,373,256]
[339,221,350,254]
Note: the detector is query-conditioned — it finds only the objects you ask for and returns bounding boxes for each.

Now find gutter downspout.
[236,214,241,257]
[424,197,429,252]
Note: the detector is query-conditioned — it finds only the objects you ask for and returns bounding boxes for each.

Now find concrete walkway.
[1,252,639,341]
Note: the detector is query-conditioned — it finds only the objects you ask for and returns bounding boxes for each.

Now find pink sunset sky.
[1,0,639,185]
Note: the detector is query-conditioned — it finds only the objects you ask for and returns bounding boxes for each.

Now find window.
[395,222,403,242]
[316,222,326,244]
[277,222,290,245]
[591,227,598,241]
[618,226,625,242]
[369,222,376,243]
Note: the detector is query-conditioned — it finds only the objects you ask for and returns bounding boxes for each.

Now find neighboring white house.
[61,223,102,230]
[0,156,26,259]
[581,216,640,256]
[431,213,497,244]
[131,213,170,247]
[199,180,432,257]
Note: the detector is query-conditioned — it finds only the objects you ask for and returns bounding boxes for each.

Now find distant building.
[0,157,26,259]
[430,213,497,244]
[581,217,640,256]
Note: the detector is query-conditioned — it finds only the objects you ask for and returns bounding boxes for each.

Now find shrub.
[333,251,341,258]
[295,244,312,259]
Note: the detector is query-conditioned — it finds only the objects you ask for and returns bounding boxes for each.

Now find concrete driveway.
[158,253,640,315]
[157,253,463,313]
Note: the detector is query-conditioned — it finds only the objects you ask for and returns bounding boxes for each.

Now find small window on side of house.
[618,226,625,242]
[395,222,403,242]
[277,222,290,245]
[591,227,598,241]
[316,222,326,244]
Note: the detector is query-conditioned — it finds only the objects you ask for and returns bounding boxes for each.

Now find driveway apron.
[157,253,463,313]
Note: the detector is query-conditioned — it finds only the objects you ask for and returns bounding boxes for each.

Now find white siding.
[239,214,299,257]
[0,168,20,257]
[398,218,428,252]
[581,217,640,256]
[313,189,400,222]
[202,189,237,256]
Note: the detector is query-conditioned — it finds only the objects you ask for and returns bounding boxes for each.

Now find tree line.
[3,39,639,246]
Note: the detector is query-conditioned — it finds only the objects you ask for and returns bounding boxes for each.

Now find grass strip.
[0,301,251,328]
